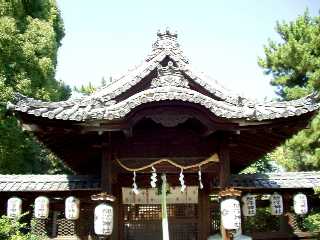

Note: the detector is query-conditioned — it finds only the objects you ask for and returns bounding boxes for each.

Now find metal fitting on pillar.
[91,192,116,238]
[91,192,116,202]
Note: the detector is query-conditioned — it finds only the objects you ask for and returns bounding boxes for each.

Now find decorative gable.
[151,61,189,88]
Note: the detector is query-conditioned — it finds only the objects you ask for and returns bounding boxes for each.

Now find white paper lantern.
[7,197,22,219]
[221,198,241,230]
[34,196,49,219]
[270,193,283,216]
[241,194,256,217]
[294,193,308,215]
[65,196,80,220]
[94,203,113,235]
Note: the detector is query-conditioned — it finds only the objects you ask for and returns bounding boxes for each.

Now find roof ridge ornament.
[151,61,189,88]
[157,28,178,39]
[146,28,189,63]
[153,28,179,49]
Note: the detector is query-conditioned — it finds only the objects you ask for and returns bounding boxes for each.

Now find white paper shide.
[94,203,113,235]
[65,196,80,220]
[7,197,22,218]
[221,198,241,230]
[34,196,49,219]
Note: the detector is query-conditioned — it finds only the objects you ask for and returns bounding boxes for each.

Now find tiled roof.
[230,171,320,189]
[0,175,100,192]
[0,172,319,192]
[8,29,319,122]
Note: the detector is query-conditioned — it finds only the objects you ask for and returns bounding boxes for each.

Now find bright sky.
[56,0,320,100]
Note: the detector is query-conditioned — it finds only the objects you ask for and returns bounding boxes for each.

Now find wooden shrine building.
[3,29,320,239]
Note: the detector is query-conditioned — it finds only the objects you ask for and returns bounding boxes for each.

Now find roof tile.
[8,31,319,122]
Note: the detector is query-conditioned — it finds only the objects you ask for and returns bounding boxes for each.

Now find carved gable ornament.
[151,61,189,88]
[152,29,180,50]
[147,113,190,127]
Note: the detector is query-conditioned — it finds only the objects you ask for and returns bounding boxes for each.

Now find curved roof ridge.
[7,30,319,122]
[262,92,319,106]
[91,29,188,98]
[91,51,166,99]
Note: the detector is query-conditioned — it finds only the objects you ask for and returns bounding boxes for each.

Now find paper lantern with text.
[65,196,80,220]
[34,196,49,219]
[242,194,256,217]
[7,197,22,219]
[294,193,308,215]
[221,198,241,230]
[94,203,113,235]
[270,193,283,216]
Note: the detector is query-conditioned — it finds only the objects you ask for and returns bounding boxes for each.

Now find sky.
[55,0,320,100]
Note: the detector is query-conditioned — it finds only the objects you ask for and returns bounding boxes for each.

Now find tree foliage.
[258,10,320,100]
[303,211,320,232]
[241,155,280,174]
[0,0,71,174]
[73,81,96,96]
[259,10,320,171]
[73,77,110,96]
[0,0,70,102]
[0,214,39,240]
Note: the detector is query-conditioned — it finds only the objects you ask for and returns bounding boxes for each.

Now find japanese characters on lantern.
[34,196,49,219]
[270,192,283,216]
[241,193,256,217]
[294,193,308,215]
[7,197,22,219]
[221,198,241,230]
[65,196,80,220]
[94,203,113,235]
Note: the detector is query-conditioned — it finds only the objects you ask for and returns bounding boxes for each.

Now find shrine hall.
[3,29,320,239]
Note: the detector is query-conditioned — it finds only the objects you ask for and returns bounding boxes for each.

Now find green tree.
[73,77,110,95]
[258,10,320,100]
[241,155,280,174]
[259,10,320,171]
[0,214,39,240]
[74,81,96,95]
[0,0,71,174]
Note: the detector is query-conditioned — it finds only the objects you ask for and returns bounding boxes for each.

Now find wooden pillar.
[91,134,117,239]
[111,182,121,240]
[52,211,58,238]
[101,143,113,194]
[117,181,124,240]
[199,180,211,240]
[219,135,231,240]
[219,137,230,188]
[280,193,292,234]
